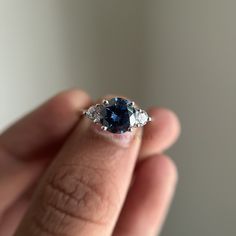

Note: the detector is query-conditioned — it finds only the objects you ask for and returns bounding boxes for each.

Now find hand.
[0,89,180,236]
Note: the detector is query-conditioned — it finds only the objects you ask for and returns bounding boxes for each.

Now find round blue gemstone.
[101,97,135,133]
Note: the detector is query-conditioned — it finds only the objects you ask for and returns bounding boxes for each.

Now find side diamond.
[85,104,104,122]
[134,109,149,127]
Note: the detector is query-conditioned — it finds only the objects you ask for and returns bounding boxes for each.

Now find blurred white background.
[0,1,236,235]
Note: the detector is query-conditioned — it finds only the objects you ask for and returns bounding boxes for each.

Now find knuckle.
[33,165,118,235]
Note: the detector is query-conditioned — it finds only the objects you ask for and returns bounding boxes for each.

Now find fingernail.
[90,122,138,147]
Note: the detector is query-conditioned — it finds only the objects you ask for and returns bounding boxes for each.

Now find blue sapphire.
[100,97,136,133]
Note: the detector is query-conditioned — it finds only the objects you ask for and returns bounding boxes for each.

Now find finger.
[113,108,180,235]
[139,108,180,158]
[113,155,178,236]
[0,196,30,236]
[0,89,91,214]
[0,159,46,215]
[0,89,91,160]
[15,98,142,236]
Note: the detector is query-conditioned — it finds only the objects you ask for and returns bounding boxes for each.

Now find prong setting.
[102,99,109,105]
[93,119,99,124]
[101,126,108,131]
[129,101,135,106]
[84,97,150,134]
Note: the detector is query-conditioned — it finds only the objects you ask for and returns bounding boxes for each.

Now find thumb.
[15,98,142,236]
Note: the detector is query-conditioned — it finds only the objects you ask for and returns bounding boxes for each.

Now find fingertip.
[138,154,178,187]
[140,107,181,158]
[48,88,92,113]
[154,154,178,186]
[149,107,181,140]
[37,88,92,137]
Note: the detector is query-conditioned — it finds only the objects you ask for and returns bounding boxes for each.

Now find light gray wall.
[0,1,235,236]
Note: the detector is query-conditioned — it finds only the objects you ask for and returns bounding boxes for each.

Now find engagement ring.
[84,97,151,134]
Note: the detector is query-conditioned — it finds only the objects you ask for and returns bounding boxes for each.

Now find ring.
[84,97,151,134]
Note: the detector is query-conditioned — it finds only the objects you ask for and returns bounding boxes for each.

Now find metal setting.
[102,99,109,105]
[84,97,151,134]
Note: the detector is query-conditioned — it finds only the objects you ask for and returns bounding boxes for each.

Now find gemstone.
[135,109,149,126]
[100,97,136,133]
[86,104,103,122]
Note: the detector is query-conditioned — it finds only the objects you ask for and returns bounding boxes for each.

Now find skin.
[0,89,180,236]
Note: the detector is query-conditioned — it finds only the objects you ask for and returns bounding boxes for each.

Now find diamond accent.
[85,97,151,133]
[135,109,149,126]
[86,104,103,122]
